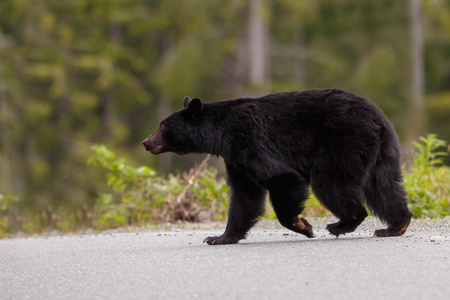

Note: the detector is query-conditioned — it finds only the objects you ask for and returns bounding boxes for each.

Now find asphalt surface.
[1,218,449,300]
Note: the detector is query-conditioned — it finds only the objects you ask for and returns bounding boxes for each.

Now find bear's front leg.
[266,171,315,238]
[204,163,267,245]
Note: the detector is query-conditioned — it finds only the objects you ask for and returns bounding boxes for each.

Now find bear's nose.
[142,139,150,149]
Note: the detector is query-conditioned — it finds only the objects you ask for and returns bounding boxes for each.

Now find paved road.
[1,218,449,300]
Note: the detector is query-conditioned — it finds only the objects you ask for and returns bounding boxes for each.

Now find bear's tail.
[364,129,413,236]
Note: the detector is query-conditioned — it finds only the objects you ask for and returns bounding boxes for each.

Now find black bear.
[143,89,413,245]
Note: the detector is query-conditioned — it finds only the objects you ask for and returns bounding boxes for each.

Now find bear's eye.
[159,123,165,134]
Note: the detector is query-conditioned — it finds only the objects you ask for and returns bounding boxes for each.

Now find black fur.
[143,89,413,245]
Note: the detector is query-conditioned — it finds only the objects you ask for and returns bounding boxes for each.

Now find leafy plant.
[0,194,21,212]
[411,134,449,171]
[404,134,450,218]
[88,145,229,229]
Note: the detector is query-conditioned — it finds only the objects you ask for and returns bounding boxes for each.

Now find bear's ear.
[183,96,192,108]
[186,98,203,120]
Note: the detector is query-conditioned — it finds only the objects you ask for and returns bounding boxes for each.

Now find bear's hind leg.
[311,172,368,237]
[266,172,314,238]
[311,144,371,237]
[365,159,413,237]
[203,163,267,245]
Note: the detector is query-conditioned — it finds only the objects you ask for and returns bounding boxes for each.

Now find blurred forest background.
[1,0,450,219]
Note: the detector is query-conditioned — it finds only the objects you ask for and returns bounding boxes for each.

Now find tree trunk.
[103,24,122,137]
[408,0,425,143]
[293,30,306,85]
[0,71,13,193]
[248,0,269,94]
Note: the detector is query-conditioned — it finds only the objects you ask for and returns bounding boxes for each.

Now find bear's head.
[142,96,203,155]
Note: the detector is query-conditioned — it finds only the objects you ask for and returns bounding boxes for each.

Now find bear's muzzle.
[142,132,164,154]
